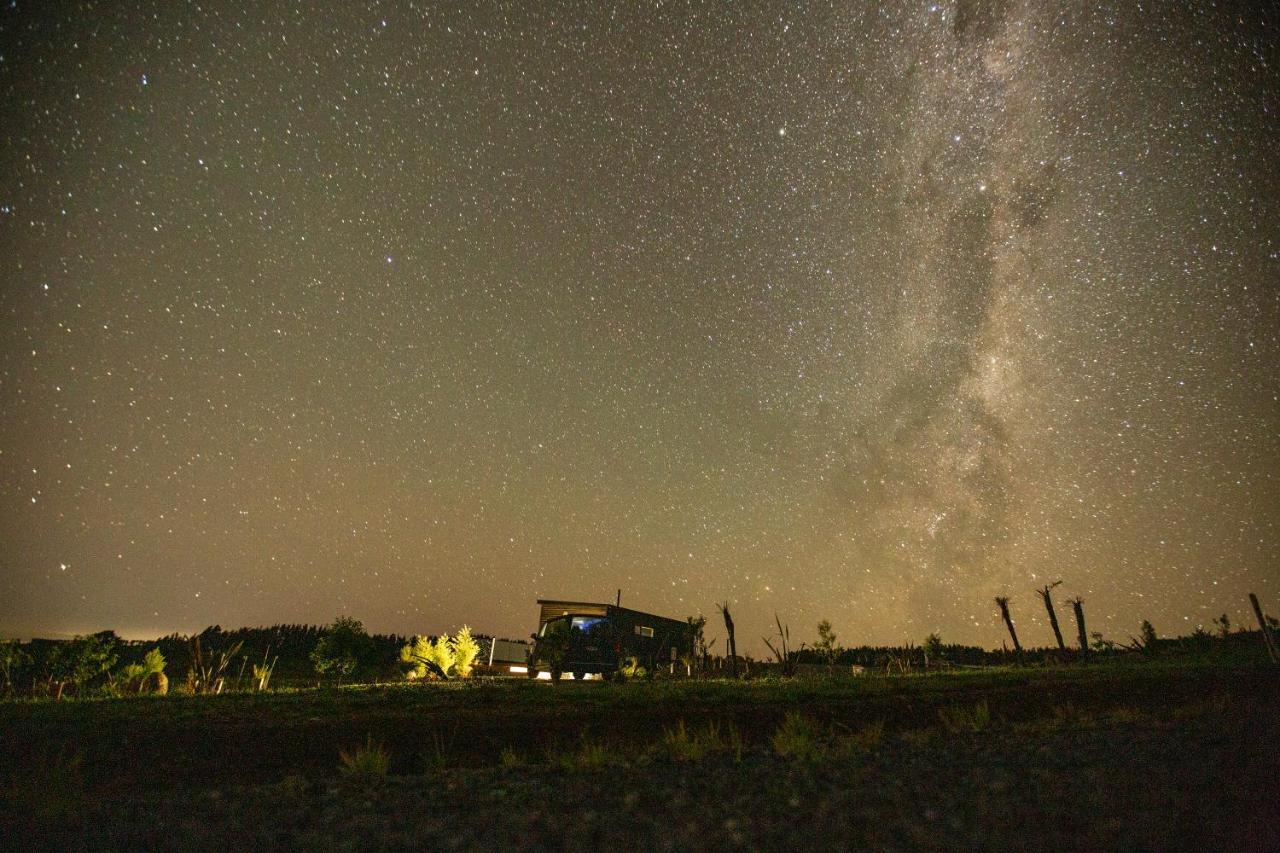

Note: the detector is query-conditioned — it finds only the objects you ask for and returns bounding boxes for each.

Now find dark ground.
[2,660,1278,851]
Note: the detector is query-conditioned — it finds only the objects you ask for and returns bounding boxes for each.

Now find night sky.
[2,1,1277,650]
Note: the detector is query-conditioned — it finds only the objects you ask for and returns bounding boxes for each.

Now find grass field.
[2,659,1278,850]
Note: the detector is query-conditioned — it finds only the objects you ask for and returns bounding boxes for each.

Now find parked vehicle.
[527,599,690,680]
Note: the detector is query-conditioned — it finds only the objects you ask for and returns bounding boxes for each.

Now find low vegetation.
[0,658,1275,850]
[1,596,1276,847]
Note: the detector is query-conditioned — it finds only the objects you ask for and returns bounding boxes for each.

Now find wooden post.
[1248,593,1279,663]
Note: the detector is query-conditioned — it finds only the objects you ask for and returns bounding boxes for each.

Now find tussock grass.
[835,720,885,755]
[338,735,389,779]
[771,712,822,760]
[550,736,619,770]
[658,719,742,762]
[937,701,991,733]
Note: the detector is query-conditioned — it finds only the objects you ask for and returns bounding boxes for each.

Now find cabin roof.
[535,599,686,628]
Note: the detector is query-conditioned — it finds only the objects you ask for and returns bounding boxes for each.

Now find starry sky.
[1,1,1277,650]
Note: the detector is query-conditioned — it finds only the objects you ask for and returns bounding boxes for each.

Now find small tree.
[311,616,372,684]
[48,632,118,698]
[922,632,943,668]
[681,615,708,676]
[815,620,839,674]
[452,626,480,679]
[0,640,32,694]
[1212,613,1231,638]
[1138,619,1158,653]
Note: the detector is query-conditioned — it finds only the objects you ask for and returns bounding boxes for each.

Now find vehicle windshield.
[539,617,571,637]
[540,614,607,638]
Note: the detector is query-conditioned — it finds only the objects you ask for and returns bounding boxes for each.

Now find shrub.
[552,737,617,770]
[253,658,276,692]
[398,627,485,680]
[119,647,168,695]
[660,719,727,762]
[499,747,522,768]
[1051,703,1093,728]
[452,626,480,679]
[575,739,612,769]
[400,634,455,680]
[338,735,389,779]
[771,712,821,760]
[186,637,244,695]
[616,656,647,681]
[937,701,991,733]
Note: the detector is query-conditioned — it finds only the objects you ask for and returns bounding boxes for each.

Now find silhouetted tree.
[815,619,839,673]
[1135,619,1158,654]
[681,615,708,676]
[0,640,31,693]
[995,596,1022,654]
[47,632,118,698]
[720,602,737,677]
[311,616,372,684]
[1070,597,1088,655]
[1038,581,1066,651]
[923,632,943,668]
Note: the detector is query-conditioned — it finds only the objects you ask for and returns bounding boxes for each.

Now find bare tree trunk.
[1071,597,1088,655]
[1248,593,1279,663]
[995,597,1022,654]
[720,603,737,678]
[1038,582,1066,651]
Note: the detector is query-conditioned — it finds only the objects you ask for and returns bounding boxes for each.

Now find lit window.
[635,625,654,638]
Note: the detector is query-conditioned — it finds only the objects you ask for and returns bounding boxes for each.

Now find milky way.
[1,1,1276,649]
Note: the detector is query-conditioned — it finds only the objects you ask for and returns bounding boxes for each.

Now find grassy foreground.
[2,660,1278,850]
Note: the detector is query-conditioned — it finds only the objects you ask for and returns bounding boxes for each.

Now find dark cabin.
[529,598,690,680]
